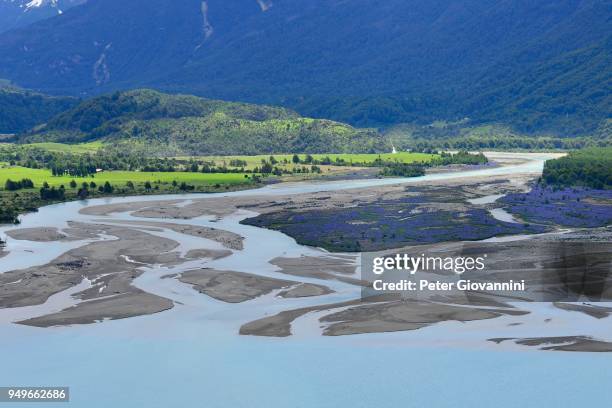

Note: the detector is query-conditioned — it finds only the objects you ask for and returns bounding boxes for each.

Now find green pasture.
[0,166,251,189]
[23,142,104,153]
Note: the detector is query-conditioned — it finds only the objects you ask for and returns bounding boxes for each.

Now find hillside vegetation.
[0,86,78,134]
[18,89,388,155]
[387,122,612,151]
[542,148,612,189]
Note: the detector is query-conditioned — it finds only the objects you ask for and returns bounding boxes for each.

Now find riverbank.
[0,178,260,225]
[0,150,493,224]
[2,151,610,353]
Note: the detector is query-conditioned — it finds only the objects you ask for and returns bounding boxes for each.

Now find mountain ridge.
[0,0,609,136]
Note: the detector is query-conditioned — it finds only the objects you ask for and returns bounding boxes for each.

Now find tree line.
[542,148,611,189]
[4,178,34,191]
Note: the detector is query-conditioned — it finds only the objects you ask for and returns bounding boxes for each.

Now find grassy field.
[0,166,251,189]
[182,152,438,169]
[23,142,104,153]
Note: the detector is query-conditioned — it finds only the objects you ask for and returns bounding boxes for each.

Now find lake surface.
[1,152,610,408]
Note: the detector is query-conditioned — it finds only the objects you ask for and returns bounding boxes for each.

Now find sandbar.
[178,269,331,303]
[18,292,173,327]
[490,336,612,352]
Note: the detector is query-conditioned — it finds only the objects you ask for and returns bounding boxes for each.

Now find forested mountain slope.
[0,85,78,133]
[17,89,387,155]
[0,0,609,136]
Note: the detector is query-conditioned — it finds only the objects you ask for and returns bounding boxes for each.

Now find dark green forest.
[0,86,78,134]
[2,86,609,154]
[542,148,612,189]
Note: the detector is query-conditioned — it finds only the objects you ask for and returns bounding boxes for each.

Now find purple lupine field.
[242,194,549,252]
[501,186,612,228]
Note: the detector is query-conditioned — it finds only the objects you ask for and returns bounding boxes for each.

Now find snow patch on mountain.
[25,0,54,10]
[22,0,62,12]
[4,0,85,13]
